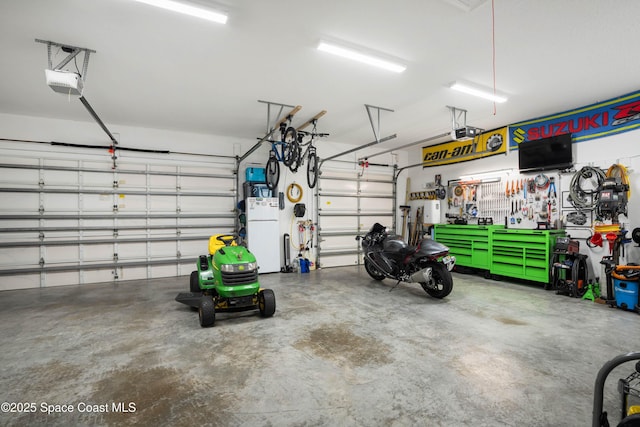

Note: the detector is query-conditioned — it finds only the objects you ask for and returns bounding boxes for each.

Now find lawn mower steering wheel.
[216,234,237,246]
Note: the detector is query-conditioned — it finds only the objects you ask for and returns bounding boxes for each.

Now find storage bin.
[245,167,266,183]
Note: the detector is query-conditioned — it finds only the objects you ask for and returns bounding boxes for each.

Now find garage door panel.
[317,165,394,269]
[2,219,39,230]
[359,216,395,231]
[181,240,208,257]
[0,167,38,186]
[43,193,80,212]
[139,195,171,212]
[150,265,181,278]
[359,197,393,212]
[0,247,39,268]
[112,266,147,281]
[320,179,357,193]
[319,196,357,212]
[118,194,148,212]
[1,192,39,212]
[177,228,219,238]
[182,176,233,191]
[149,241,177,257]
[360,181,393,194]
[116,242,148,259]
[81,244,115,262]
[318,254,358,268]
[1,232,36,243]
[82,268,118,284]
[81,194,117,213]
[177,217,234,227]
[318,215,359,230]
[0,274,39,291]
[179,196,234,212]
[0,153,236,289]
[149,174,176,189]
[321,235,359,250]
[116,173,147,188]
[82,170,116,188]
[111,229,147,239]
[42,169,79,186]
[40,271,81,288]
[45,246,80,264]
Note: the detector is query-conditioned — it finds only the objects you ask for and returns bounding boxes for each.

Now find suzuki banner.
[510,90,640,147]
[422,127,507,168]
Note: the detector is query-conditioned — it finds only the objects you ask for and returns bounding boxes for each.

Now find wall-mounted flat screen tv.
[518,133,573,172]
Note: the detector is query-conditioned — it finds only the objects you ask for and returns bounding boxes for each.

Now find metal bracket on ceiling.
[318,104,396,168]
[319,134,396,169]
[35,39,96,81]
[365,104,394,144]
[360,106,485,165]
[258,99,298,138]
[358,132,451,162]
[238,100,301,163]
[35,39,118,157]
[447,106,468,131]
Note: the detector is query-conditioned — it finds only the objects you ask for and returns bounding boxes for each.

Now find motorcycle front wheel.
[364,258,385,281]
[420,262,453,299]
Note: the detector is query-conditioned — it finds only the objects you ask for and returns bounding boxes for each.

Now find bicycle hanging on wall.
[286,119,328,189]
[265,110,326,190]
[265,117,298,190]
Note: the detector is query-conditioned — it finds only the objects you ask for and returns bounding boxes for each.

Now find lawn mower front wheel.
[199,296,216,327]
[259,289,276,317]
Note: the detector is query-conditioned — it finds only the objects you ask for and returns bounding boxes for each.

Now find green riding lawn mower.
[175,234,276,327]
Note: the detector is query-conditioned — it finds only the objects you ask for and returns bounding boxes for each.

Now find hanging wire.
[569,166,606,211]
[491,0,497,115]
[606,163,631,200]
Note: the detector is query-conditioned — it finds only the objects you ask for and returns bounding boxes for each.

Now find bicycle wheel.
[307,149,318,189]
[283,126,297,144]
[288,144,302,173]
[283,140,298,167]
[265,154,280,190]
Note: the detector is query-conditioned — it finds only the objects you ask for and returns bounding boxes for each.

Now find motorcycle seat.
[398,246,417,257]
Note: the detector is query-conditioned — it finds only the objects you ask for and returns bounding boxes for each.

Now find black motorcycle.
[356,223,455,298]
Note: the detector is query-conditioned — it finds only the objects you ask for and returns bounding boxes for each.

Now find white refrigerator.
[246,197,280,273]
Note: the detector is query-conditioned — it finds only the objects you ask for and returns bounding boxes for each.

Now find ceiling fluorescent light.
[317,41,406,73]
[133,0,227,24]
[450,81,507,103]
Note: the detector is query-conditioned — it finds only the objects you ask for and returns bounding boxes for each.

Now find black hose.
[569,166,606,211]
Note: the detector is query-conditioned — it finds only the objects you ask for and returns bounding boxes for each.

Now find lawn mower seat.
[209,235,236,255]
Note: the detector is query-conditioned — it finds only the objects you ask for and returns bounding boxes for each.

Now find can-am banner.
[510,90,640,147]
[422,127,507,167]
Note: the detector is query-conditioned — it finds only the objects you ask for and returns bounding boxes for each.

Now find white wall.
[405,130,640,281]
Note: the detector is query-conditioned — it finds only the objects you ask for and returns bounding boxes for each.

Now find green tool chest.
[433,224,504,270]
[490,229,565,283]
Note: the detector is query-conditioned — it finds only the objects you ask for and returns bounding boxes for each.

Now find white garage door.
[316,162,395,268]
[0,146,236,290]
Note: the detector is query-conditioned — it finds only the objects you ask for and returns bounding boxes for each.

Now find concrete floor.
[0,266,638,427]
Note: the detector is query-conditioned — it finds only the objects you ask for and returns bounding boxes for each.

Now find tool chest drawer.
[489,229,565,283]
[433,224,504,270]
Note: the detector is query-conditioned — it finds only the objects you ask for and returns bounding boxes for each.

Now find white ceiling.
[1,0,639,154]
